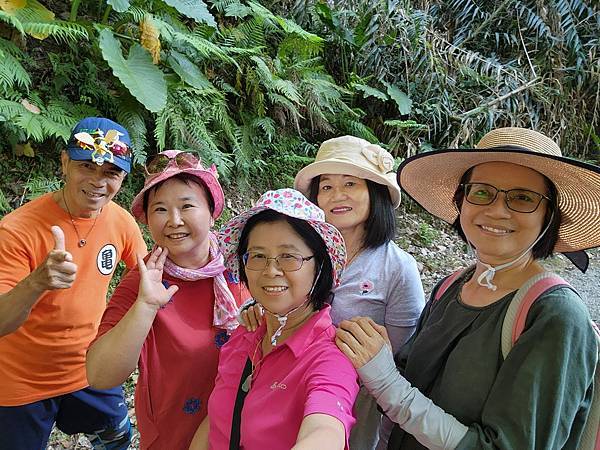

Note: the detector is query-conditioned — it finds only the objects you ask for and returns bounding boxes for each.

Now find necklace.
[241,335,266,392]
[346,247,363,267]
[61,190,99,247]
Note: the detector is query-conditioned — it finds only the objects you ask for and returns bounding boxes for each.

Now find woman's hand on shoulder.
[238,302,264,332]
[336,316,391,369]
[136,247,179,311]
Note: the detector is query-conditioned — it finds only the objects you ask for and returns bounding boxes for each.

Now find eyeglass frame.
[144,152,201,176]
[242,252,315,272]
[460,182,551,213]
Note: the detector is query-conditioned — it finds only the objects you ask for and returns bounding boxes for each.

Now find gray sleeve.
[384,250,425,328]
[358,345,468,450]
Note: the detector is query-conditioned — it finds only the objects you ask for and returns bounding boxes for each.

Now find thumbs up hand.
[30,226,78,292]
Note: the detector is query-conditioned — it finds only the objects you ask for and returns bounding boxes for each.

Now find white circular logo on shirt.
[97,244,117,275]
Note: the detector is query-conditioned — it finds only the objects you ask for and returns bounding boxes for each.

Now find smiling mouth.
[262,286,288,294]
[83,190,105,199]
[166,233,189,240]
[331,206,352,213]
[478,225,513,235]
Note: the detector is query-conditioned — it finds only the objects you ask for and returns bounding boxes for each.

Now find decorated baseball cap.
[67,117,132,173]
[218,189,346,287]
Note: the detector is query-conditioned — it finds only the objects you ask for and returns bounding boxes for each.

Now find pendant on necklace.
[78,239,87,248]
[241,374,252,393]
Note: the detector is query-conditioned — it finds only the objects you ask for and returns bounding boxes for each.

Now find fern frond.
[22,21,88,42]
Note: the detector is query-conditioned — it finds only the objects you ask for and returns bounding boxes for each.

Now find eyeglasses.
[462,182,550,213]
[145,152,200,175]
[242,252,314,272]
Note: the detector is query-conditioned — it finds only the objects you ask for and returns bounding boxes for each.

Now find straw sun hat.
[294,136,402,208]
[397,127,600,253]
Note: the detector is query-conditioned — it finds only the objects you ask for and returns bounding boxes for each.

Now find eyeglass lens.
[464,183,544,213]
[244,253,308,272]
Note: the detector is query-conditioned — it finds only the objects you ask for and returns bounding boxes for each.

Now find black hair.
[451,166,561,259]
[236,209,335,310]
[308,176,396,249]
[142,172,215,217]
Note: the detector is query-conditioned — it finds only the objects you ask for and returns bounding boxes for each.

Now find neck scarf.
[162,232,239,333]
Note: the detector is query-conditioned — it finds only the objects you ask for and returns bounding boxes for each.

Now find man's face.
[61,151,125,218]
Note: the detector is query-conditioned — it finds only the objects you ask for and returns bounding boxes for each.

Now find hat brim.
[218,206,345,288]
[67,148,132,173]
[131,168,225,223]
[397,148,600,252]
[294,160,401,208]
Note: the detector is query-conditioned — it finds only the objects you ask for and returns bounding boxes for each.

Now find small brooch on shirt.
[214,329,230,348]
[182,397,201,415]
[336,400,346,412]
[359,280,374,295]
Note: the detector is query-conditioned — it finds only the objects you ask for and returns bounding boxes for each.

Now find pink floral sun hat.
[131,150,225,223]
[218,189,346,287]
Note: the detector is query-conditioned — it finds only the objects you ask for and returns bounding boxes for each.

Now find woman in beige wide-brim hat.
[296,136,425,449]
[336,128,599,450]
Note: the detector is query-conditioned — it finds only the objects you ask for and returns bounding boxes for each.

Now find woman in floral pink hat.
[189,189,359,450]
[86,150,250,450]
[242,136,425,449]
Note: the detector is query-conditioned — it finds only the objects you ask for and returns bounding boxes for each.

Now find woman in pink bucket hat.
[336,128,599,450]
[87,150,250,450]
[190,189,359,449]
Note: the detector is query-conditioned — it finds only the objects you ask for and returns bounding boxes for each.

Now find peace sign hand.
[136,247,179,311]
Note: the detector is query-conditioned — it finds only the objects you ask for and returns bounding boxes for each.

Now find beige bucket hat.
[294,135,402,208]
[397,127,600,252]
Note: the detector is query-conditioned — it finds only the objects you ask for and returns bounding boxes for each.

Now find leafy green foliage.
[99,29,167,113]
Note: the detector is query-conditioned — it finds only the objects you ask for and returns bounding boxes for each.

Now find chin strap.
[260,263,323,346]
[472,211,554,291]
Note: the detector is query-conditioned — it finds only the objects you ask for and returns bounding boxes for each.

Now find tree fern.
[0,39,30,92]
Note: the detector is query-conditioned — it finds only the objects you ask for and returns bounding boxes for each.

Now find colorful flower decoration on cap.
[361,144,394,173]
[74,128,130,166]
[218,188,346,288]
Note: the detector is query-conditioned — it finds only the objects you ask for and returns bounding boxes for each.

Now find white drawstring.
[260,264,323,346]
[471,211,554,291]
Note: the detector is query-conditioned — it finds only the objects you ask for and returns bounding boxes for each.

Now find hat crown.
[317,136,395,174]
[255,189,326,222]
[476,127,562,157]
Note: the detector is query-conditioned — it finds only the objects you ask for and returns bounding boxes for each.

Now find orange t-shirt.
[0,193,147,406]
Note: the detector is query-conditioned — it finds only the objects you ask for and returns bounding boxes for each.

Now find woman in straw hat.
[242,136,425,449]
[189,189,359,449]
[335,128,599,449]
[87,150,250,450]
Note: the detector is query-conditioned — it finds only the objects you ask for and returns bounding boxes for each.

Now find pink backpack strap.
[501,272,570,359]
[512,274,569,344]
[434,268,468,302]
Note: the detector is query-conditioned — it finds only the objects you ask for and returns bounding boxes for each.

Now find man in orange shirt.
[0,117,147,450]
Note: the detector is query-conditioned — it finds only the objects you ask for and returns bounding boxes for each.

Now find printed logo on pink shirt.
[270,381,287,390]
